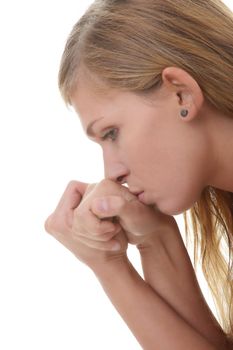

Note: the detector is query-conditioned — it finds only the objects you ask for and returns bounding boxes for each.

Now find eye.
[101,128,118,142]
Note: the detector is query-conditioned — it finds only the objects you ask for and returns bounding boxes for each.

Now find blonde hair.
[58,0,233,340]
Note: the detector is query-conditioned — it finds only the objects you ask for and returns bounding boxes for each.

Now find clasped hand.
[44,179,175,270]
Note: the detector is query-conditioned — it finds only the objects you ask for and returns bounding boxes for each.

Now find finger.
[81,183,97,201]
[54,181,88,212]
[74,235,122,251]
[91,196,126,218]
[75,227,121,242]
[45,181,90,234]
[91,195,161,236]
[73,207,121,237]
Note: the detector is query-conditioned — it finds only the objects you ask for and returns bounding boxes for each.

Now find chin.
[156,199,192,216]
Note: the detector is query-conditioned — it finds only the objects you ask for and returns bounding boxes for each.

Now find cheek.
[153,152,206,215]
[157,179,203,215]
[139,142,206,214]
[125,124,207,215]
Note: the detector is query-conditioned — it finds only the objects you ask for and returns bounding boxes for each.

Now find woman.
[45,0,233,348]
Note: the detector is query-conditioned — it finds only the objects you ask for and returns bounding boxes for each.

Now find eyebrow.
[86,117,104,137]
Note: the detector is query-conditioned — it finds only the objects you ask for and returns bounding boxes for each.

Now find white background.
[0,1,232,349]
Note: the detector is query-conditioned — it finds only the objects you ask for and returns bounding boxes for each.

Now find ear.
[162,67,204,121]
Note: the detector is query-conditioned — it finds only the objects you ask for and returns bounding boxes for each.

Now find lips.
[129,188,155,206]
[131,191,146,203]
[138,192,153,206]
[137,192,145,202]
[130,191,143,198]
[129,189,148,204]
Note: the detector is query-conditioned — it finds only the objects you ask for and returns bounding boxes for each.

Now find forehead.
[70,71,160,130]
[72,69,112,102]
[70,78,117,126]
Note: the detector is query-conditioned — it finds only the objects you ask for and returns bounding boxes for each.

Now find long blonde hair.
[58,0,233,339]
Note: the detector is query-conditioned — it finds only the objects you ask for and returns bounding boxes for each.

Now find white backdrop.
[1,1,232,349]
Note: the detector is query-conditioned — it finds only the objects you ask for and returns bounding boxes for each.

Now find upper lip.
[129,189,144,196]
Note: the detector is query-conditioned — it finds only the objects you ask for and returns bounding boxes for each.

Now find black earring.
[180,109,189,117]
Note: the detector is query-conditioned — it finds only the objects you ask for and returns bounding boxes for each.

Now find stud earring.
[180,109,189,117]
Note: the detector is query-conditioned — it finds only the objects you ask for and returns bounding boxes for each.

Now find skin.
[44,67,233,349]
[71,66,233,215]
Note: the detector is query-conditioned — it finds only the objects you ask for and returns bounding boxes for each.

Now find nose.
[103,151,129,184]
[105,162,128,184]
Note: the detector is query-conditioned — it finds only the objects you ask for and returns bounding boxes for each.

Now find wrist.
[136,215,179,252]
[91,254,131,279]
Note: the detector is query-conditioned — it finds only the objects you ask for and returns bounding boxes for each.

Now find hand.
[44,179,177,270]
[44,180,129,271]
[89,180,177,248]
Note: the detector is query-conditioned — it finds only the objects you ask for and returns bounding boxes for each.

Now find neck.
[205,104,233,193]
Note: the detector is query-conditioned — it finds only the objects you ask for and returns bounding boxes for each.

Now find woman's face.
[71,77,211,216]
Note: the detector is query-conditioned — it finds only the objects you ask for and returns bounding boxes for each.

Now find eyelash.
[101,128,118,142]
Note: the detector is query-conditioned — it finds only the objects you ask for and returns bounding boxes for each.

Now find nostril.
[117,175,125,184]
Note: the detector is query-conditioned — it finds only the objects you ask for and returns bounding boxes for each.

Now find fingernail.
[96,199,108,212]
[111,242,121,251]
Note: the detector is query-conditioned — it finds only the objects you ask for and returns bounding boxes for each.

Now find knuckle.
[96,242,111,251]
[117,196,126,211]
[73,205,85,219]
[99,179,115,188]
[99,179,108,186]
[93,220,104,235]
[44,215,54,234]
[86,183,96,190]
[85,183,97,195]
[67,180,79,190]
[73,206,80,218]
[101,233,114,242]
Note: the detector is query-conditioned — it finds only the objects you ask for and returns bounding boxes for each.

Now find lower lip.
[138,192,146,203]
[138,192,155,206]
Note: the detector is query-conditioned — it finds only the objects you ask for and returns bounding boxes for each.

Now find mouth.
[137,192,145,202]
[128,189,148,204]
[137,191,154,206]
[129,190,143,197]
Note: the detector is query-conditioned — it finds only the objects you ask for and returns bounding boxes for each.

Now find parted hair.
[58,0,233,340]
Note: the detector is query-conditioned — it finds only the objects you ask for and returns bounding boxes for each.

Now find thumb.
[91,196,126,219]
[92,194,163,237]
[91,195,149,236]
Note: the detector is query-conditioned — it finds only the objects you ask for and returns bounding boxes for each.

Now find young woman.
[45,0,233,348]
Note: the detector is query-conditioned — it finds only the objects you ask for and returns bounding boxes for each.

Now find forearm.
[137,218,226,349]
[93,257,220,350]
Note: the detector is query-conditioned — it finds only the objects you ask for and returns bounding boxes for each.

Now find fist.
[89,181,176,247]
[44,180,130,270]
